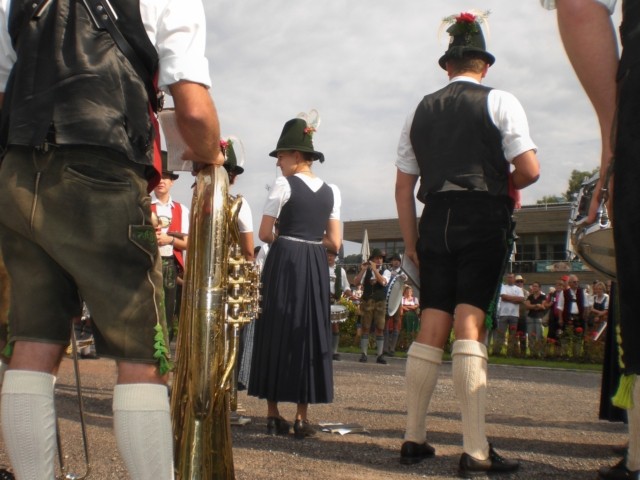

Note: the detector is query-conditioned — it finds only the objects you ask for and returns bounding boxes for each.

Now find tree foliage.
[535,168,599,204]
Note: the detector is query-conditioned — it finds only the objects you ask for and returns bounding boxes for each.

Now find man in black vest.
[353,248,391,364]
[395,11,540,477]
[0,0,221,478]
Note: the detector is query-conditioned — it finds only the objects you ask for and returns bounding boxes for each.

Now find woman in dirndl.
[248,113,341,439]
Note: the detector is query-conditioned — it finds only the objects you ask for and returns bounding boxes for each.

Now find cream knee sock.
[452,339,490,460]
[1,370,57,480]
[113,384,174,480]
[627,379,640,471]
[404,342,443,443]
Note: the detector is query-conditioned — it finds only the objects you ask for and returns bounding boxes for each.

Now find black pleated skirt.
[248,237,333,404]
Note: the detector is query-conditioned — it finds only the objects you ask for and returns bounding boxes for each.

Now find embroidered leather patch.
[129,225,158,256]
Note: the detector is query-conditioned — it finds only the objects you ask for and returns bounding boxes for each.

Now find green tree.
[535,168,599,204]
[536,195,564,205]
[564,168,599,201]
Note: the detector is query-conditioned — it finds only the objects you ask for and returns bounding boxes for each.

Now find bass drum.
[385,276,404,316]
[570,173,616,279]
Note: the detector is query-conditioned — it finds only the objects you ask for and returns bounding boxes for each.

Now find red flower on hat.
[220,139,229,150]
[456,12,476,24]
[303,125,316,136]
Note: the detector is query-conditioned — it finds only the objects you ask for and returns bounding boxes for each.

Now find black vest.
[619,0,640,79]
[1,0,158,167]
[362,267,386,302]
[409,81,509,202]
[278,176,334,241]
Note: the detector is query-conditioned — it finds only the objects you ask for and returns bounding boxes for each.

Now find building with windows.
[343,203,607,288]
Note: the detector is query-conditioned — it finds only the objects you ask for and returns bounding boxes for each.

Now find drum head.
[576,228,616,279]
[386,278,404,316]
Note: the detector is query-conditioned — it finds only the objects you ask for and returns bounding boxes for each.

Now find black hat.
[269,117,324,162]
[438,11,495,70]
[160,151,179,180]
[221,137,245,175]
[389,253,402,262]
[369,248,386,261]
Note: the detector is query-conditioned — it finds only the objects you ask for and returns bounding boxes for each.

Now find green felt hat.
[221,137,244,175]
[269,118,324,163]
[438,11,495,70]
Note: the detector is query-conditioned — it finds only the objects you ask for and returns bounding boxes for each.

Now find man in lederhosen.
[395,11,540,477]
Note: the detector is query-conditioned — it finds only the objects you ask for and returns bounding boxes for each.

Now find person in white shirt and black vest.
[328,248,350,361]
[395,11,539,477]
[353,248,391,365]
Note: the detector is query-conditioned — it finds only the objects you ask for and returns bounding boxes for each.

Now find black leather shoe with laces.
[266,416,291,436]
[293,419,316,439]
[458,444,519,477]
[599,459,640,480]
[399,441,435,465]
[376,355,388,365]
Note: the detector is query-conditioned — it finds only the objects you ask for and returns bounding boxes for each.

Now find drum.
[385,276,404,316]
[330,304,348,324]
[570,173,616,279]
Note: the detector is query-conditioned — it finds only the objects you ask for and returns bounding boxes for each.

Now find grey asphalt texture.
[0,352,625,479]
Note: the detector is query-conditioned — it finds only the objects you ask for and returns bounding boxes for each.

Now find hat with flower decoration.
[269,109,324,162]
[221,136,245,175]
[438,10,494,70]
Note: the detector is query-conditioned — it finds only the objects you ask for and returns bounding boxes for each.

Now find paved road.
[0,353,626,479]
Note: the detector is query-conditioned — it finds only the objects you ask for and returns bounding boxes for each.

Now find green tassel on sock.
[153,323,173,375]
[612,374,636,410]
[1,341,12,359]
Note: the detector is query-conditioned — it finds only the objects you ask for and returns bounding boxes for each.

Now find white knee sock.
[1,370,57,480]
[404,342,443,443]
[113,384,174,480]
[452,339,490,460]
[360,335,369,355]
[627,379,640,471]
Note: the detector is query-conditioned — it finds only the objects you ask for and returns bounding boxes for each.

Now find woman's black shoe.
[293,419,316,439]
[266,416,291,435]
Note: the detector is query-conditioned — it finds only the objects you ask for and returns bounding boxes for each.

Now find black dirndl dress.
[248,175,334,404]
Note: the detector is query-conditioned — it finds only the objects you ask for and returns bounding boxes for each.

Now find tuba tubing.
[170,165,259,479]
[170,164,234,479]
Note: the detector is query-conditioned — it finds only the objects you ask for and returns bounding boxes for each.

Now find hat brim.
[438,49,495,70]
[269,148,325,163]
[162,172,179,180]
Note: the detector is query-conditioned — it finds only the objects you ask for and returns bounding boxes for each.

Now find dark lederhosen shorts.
[0,146,168,364]
[417,191,513,315]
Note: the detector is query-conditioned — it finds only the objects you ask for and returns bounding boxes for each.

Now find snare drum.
[385,276,404,316]
[330,304,348,324]
[570,173,616,279]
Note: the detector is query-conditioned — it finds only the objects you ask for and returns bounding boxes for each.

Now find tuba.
[170,165,259,479]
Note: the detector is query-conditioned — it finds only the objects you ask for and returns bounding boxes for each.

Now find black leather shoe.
[399,441,435,465]
[599,459,640,479]
[266,416,291,436]
[359,353,367,363]
[333,353,341,361]
[458,444,519,477]
[376,355,388,365]
[293,419,316,439]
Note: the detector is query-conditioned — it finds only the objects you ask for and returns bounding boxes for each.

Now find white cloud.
[170,0,621,251]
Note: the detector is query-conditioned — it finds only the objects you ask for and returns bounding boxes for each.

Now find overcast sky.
[168,1,622,254]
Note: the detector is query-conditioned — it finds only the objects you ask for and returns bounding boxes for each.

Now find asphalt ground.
[0,352,626,479]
